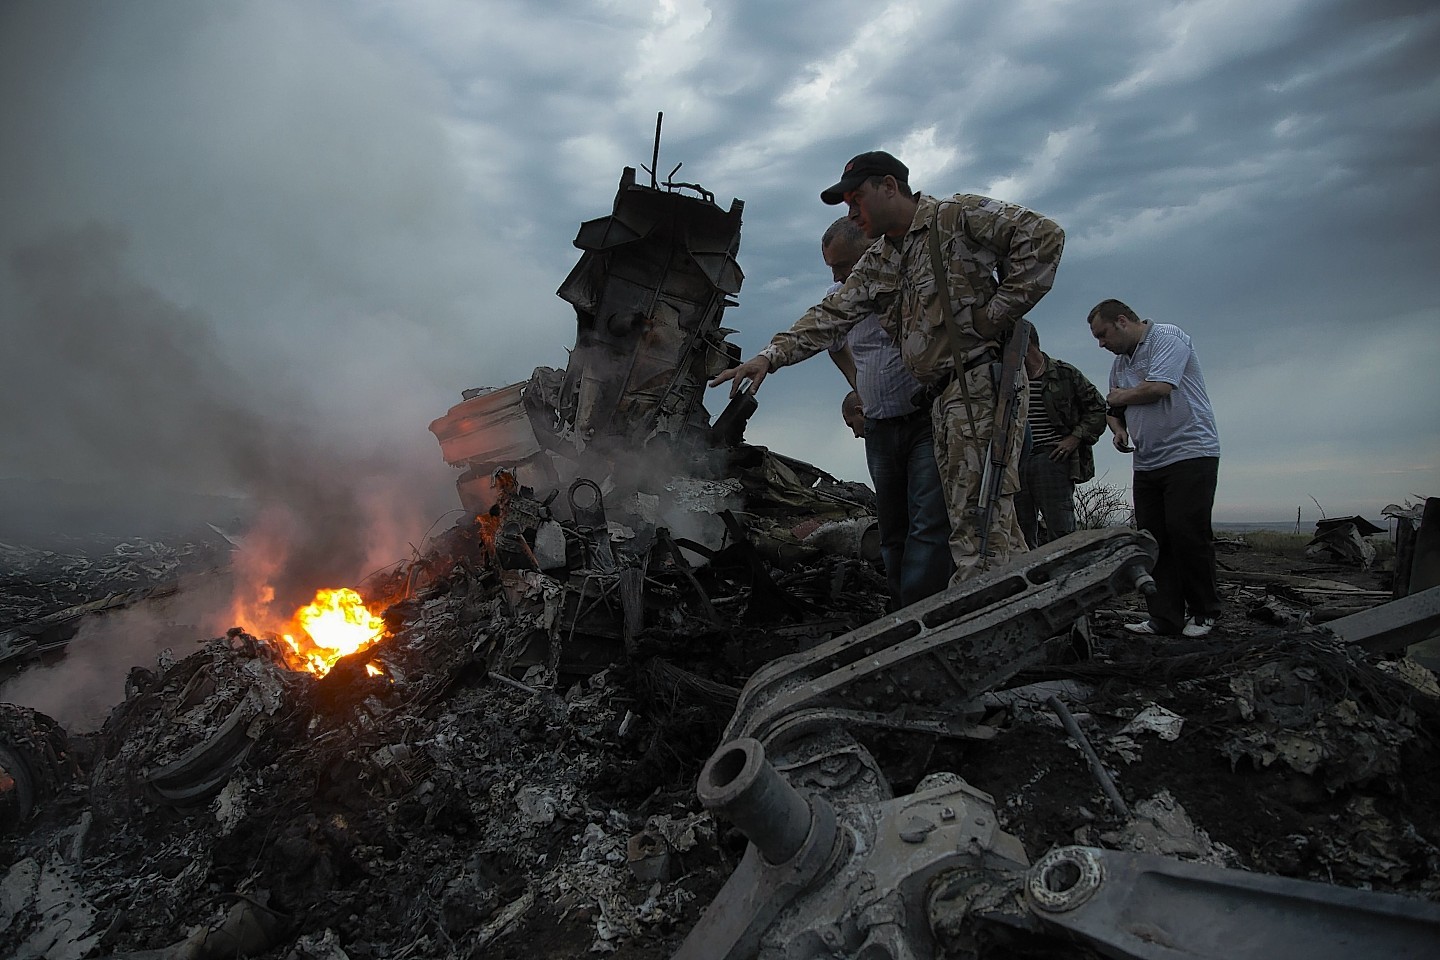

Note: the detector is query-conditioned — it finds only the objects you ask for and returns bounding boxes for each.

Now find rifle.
[923,216,1033,567]
[976,317,1033,563]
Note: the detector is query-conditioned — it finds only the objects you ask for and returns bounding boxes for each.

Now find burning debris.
[276,588,386,678]
[5,517,1439,958]
[3,148,1440,959]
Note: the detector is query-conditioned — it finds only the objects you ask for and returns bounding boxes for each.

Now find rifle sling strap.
[926,213,982,434]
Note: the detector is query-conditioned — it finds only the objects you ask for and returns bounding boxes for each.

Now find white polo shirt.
[1109,321,1220,471]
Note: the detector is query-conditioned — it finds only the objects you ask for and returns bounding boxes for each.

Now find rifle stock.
[975,318,1034,562]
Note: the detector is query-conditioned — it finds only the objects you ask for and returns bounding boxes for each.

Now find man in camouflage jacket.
[712,151,1065,582]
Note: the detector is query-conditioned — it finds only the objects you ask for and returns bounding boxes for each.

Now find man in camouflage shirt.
[1015,329,1108,547]
[712,151,1065,582]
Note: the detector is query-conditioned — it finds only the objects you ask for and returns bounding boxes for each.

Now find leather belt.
[911,348,999,409]
[872,406,931,423]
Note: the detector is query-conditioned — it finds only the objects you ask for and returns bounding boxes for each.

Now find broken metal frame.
[1324,584,1440,654]
[723,529,1157,750]
[1004,844,1440,960]
[555,161,744,449]
[639,112,739,438]
[677,529,1440,959]
[677,530,1158,959]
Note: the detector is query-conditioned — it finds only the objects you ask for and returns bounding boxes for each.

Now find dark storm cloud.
[677,0,1439,517]
[0,0,1434,524]
[0,1,572,475]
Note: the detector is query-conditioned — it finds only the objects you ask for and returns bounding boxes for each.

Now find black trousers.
[1133,456,1220,634]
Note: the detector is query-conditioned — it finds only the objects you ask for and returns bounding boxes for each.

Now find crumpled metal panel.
[555,166,743,447]
[428,382,541,466]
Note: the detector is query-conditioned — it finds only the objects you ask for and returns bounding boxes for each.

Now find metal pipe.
[1047,696,1129,818]
[698,738,812,865]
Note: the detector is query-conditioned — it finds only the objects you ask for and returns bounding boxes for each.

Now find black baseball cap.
[820,151,909,205]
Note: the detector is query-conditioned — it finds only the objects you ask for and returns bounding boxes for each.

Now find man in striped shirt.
[1015,329,1107,547]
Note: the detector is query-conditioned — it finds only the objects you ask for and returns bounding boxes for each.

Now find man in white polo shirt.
[1088,298,1221,638]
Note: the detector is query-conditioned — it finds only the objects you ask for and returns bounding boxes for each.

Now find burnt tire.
[0,741,36,835]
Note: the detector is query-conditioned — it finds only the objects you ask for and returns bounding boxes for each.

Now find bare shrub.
[1074,474,1133,530]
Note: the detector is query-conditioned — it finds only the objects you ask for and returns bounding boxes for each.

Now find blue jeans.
[865,411,954,608]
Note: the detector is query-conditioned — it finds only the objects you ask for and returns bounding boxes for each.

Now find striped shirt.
[825,282,922,418]
[1026,380,1064,446]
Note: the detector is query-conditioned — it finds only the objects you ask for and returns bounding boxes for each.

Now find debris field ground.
[2,513,1439,960]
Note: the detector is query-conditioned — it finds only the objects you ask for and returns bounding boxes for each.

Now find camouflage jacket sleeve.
[947,194,1065,333]
[1053,360,1108,444]
[1044,358,1107,483]
[760,248,892,370]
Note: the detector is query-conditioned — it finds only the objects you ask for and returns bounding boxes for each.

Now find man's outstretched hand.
[709,355,772,397]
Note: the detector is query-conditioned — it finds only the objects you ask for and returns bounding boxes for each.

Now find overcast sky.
[2,0,1436,529]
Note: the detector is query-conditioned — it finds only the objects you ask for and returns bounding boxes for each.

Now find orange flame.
[474,470,519,554]
[279,587,385,677]
[476,511,502,552]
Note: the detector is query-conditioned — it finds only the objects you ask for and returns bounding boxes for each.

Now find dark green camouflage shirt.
[1034,353,1108,483]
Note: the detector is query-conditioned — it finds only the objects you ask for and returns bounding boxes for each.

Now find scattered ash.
[0,533,230,629]
[2,524,1439,960]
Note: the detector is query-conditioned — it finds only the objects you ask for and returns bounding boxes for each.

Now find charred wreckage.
[4,143,1440,960]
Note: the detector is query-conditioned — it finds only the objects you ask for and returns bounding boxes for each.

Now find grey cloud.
[0,0,1433,530]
